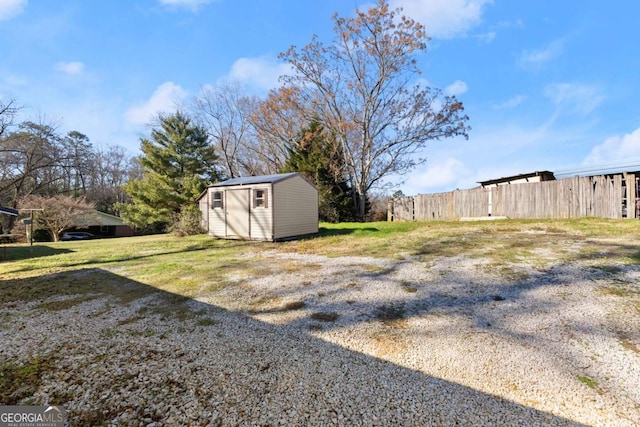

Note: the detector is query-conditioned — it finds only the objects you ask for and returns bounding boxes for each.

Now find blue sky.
[1,0,639,195]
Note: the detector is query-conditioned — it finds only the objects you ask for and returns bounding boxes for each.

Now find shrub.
[170,205,204,237]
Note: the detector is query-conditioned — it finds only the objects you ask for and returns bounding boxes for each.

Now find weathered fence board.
[388,174,632,221]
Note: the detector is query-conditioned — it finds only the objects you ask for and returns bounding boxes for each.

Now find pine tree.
[282,122,354,222]
[117,111,219,232]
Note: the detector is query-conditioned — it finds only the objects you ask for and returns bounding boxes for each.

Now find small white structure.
[197,172,318,241]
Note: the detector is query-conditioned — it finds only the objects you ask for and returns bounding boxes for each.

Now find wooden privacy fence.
[389,173,638,221]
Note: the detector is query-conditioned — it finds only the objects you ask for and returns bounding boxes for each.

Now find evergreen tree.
[282,122,354,222]
[117,111,219,232]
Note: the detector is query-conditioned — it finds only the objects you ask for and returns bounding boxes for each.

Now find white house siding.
[273,176,319,240]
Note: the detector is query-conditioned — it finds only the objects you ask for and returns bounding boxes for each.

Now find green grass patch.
[597,283,639,297]
[577,375,598,389]
[196,317,219,326]
[2,219,639,321]
[0,356,58,405]
[35,294,100,311]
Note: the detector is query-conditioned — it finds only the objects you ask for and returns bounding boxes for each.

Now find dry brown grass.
[310,311,339,322]
[371,330,410,357]
[616,331,640,354]
[283,300,306,310]
[375,304,407,327]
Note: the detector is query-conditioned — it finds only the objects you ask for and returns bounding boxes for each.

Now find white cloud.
[519,39,564,68]
[3,73,28,86]
[390,0,493,39]
[496,19,524,30]
[157,0,216,11]
[124,81,187,126]
[54,61,84,75]
[544,83,604,115]
[227,56,291,91]
[444,80,468,97]
[583,128,640,166]
[493,95,526,109]
[0,0,26,21]
[475,31,495,43]
[404,157,472,194]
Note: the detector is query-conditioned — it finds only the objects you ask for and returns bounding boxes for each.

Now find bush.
[170,205,204,237]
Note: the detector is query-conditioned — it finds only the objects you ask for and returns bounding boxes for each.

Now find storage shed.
[197,172,318,241]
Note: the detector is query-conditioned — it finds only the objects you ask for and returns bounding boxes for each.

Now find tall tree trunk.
[358,191,366,222]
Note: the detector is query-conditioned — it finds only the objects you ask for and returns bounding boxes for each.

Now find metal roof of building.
[478,171,555,187]
[0,206,18,216]
[209,172,300,187]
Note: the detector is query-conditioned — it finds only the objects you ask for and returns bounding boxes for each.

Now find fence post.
[624,172,636,218]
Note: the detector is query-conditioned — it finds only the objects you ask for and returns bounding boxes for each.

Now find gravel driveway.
[1,240,639,425]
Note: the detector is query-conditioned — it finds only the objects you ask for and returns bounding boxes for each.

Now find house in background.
[0,206,18,216]
[67,211,133,238]
[0,206,18,235]
[197,172,318,241]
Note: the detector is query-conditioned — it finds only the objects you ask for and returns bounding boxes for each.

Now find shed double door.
[225,189,250,238]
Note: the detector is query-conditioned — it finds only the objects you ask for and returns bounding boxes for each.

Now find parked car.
[61,231,95,241]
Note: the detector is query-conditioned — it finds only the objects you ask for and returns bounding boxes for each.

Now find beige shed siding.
[198,195,209,231]
[209,209,226,237]
[273,175,319,240]
[249,186,274,240]
[201,173,318,241]
[205,185,275,240]
[207,189,227,238]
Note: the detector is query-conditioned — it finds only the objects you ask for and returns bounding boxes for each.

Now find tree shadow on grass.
[0,268,586,426]
[314,226,380,237]
[2,239,258,274]
[0,244,73,262]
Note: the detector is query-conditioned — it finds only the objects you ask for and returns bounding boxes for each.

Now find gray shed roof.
[209,172,300,187]
[0,206,18,216]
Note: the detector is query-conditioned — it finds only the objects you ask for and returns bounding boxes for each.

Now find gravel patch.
[1,249,639,426]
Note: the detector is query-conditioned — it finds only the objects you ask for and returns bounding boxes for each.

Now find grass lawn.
[2,218,640,302]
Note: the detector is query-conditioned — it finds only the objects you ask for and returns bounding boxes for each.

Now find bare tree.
[278,0,470,220]
[248,86,309,175]
[18,194,95,242]
[0,98,20,137]
[60,131,92,196]
[0,114,137,218]
[193,82,259,179]
[0,121,63,206]
[87,144,137,213]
